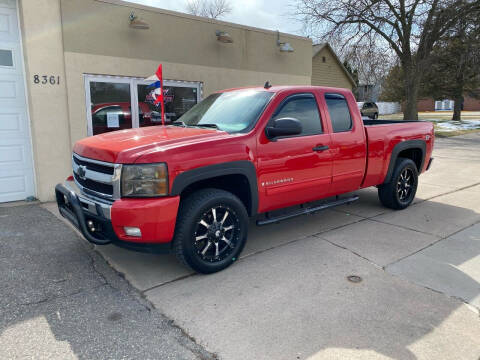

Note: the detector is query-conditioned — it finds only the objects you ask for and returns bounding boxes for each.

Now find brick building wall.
[411,96,480,112]
[463,96,480,111]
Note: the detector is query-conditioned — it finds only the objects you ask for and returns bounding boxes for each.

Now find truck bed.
[361,119,434,188]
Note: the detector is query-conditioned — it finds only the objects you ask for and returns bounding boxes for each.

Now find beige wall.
[312,47,353,89]
[61,0,311,77]
[62,0,312,145]
[64,52,311,145]
[19,0,312,201]
[19,0,72,202]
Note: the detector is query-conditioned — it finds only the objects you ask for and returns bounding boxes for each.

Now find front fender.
[170,160,259,215]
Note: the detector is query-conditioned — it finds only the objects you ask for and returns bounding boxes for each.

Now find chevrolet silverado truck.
[56,85,434,273]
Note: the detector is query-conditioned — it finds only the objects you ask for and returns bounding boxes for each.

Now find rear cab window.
[325,93,353,132]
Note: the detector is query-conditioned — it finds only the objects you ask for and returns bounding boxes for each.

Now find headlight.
[121,163,168,197]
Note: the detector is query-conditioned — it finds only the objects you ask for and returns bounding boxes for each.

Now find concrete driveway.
[51,134,480,359]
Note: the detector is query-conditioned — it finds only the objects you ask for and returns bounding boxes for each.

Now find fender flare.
[383,140,426,184]
[170,160,258,216]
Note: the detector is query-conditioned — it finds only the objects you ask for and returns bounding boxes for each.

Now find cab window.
[272,94,322,136]
[325,93,352,132]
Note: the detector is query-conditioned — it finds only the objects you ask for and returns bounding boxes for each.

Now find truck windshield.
[177,90,273,133]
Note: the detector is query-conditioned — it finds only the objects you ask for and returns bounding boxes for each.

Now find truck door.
[257,93,333,212]
[323,93,367,194]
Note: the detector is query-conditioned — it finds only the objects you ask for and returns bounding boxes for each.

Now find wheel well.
[398,148,423,171]
[180,174,253,216]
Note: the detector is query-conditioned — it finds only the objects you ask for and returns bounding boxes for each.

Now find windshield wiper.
[195,123,219,129]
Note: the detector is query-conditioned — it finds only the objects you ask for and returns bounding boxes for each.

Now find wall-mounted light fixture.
[129,12,150,30]
[216,30,233,43]
[277,30,294,52]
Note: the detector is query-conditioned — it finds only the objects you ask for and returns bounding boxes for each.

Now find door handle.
[313,145,329,152]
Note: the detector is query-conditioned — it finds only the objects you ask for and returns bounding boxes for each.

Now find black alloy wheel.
[173,188,248,274]
[378,157,418,210]
[194,205,240,263]
[396,168,414,202]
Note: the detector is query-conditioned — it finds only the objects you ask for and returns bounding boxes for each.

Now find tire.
[173,188,248,274]
[371,113,378,119]
[378,157,418,210]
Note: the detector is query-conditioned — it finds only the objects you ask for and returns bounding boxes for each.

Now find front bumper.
[55,181,175,253]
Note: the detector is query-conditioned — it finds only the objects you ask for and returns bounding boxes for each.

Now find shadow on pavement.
[0,205,214,359]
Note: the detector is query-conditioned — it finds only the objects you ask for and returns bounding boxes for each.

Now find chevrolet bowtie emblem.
[77,165,87,180]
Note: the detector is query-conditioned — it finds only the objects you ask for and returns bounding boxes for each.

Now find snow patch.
[434,120,480,131]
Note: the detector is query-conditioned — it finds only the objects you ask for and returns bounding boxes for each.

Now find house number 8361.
[33,75,60,85]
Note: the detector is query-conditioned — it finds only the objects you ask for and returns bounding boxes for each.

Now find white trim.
[84,74,92,136]
[131,80,139,128]
[15,0,37,199]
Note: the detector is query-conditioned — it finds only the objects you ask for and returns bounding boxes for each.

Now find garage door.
[0,0,35,202]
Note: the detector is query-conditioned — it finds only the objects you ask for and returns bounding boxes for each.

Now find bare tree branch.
[295,0,480,120]
[185,0,232,19]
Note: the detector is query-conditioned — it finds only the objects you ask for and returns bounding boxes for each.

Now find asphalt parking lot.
[2,133,480,359]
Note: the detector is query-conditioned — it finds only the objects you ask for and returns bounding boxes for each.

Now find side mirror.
[265,118,302,139]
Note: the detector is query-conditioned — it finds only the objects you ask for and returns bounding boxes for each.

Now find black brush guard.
[55,183,114,245]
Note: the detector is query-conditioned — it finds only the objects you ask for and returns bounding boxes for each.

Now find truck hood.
[73,126,231,163]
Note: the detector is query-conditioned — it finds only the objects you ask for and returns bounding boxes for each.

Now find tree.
[421,15,480,120]
[379,64,404,102]
[343,60,359,86]
[342,38,394,101]
[185,0,232,19]
[296,0,480,120]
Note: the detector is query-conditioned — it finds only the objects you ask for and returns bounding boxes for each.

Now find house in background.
[311,43,356,90]
[355,83,382,102]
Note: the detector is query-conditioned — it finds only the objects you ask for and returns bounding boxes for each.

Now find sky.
[125,0,305,36]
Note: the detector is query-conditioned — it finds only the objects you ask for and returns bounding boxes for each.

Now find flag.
[146,64,165,125]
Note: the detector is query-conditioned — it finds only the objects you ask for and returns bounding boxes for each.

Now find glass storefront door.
[84,75,202,136]
[85,77,133,136]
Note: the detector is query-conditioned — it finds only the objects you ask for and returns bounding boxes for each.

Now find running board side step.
[256,195,359,226]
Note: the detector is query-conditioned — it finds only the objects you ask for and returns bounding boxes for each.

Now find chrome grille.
[73,155,114,175]
[72,153,122,200]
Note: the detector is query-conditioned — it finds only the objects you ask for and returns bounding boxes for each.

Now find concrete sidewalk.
[100,133,480,359]
[3,133,480,359]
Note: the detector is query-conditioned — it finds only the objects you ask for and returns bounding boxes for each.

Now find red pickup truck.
[56,85,434,273]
